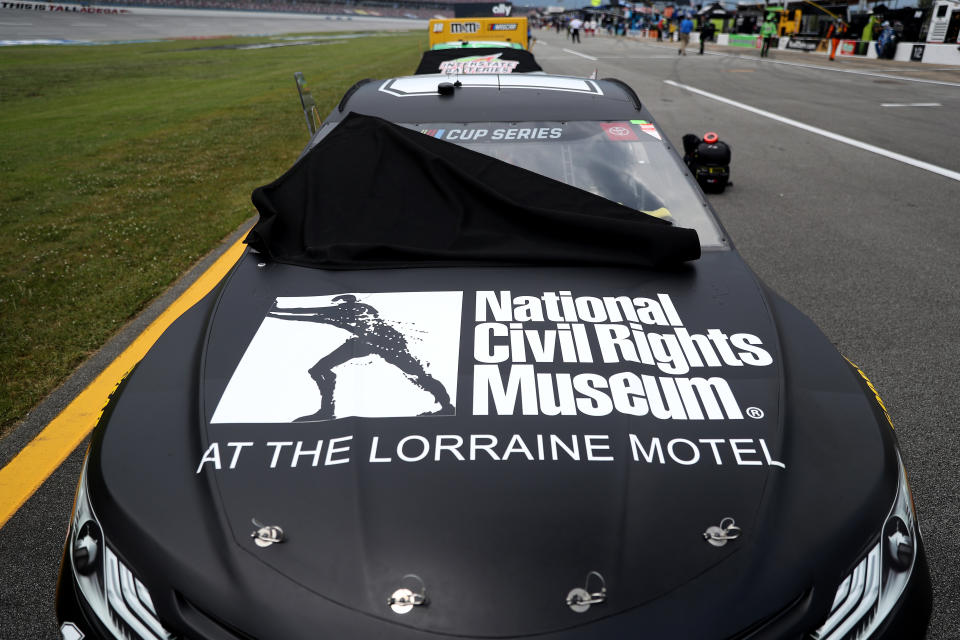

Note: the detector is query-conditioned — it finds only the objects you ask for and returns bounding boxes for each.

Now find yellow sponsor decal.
[844,356,894,429]
[428,17,528,50]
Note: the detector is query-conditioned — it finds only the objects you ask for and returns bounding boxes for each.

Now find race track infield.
[1,19,958,639]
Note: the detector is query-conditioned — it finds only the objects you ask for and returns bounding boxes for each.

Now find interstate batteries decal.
[437,53,520,74]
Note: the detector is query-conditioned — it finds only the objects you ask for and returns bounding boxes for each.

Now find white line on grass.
[663,80,960,183]
[563,48,598,60]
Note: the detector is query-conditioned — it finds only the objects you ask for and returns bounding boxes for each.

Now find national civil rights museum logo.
[214,289,775,425]
[201,290,786,473]
[212,292,463,424]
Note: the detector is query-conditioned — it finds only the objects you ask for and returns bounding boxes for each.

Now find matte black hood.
[194,259,784,636]
[92,252,899,639]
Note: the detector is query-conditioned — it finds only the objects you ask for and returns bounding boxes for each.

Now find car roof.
[329,74,652,124]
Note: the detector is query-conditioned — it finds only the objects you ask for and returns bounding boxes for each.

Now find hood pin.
[250,518,285,548]
[388,574,428,614]
[703,517,741,547]
[566,571,607,613]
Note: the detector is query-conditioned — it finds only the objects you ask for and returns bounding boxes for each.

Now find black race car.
[57,73,931,640]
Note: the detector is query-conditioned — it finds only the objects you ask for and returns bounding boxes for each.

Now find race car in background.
[418,16,540,75]
[428,17,529,50]
[56,71,931,640]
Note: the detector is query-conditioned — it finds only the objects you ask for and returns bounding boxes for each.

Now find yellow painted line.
[0,234,249,528]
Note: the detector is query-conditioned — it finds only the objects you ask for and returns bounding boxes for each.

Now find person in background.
[760,13,777,57]
[860,14,877,55]
[828,18,847,60]
[876,20,897,58]
[699,19,716,55]
[679,14,694,55]
[657,16,665,41]
[569,15,583,43]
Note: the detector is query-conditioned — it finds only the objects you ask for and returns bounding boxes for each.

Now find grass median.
[0,31,423,432]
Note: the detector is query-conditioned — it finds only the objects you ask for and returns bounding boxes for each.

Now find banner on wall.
[0,1,131,13]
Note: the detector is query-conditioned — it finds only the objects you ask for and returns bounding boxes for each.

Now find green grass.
[0,32,424,431]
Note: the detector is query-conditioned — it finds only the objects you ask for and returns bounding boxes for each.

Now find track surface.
[1,16,958,639]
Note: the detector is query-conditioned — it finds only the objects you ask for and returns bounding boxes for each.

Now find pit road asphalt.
[1,16,958,639]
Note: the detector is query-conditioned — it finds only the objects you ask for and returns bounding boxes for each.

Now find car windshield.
[403,121,726,248]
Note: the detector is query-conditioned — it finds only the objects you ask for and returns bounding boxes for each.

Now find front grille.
[104,546,177,640]
[811,543,881,640]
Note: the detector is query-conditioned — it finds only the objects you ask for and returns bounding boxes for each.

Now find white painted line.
[704,51,960,88]
[563,47,598,61]
[664,80,960,183]
[0,21,33,26]
[881,102,942,107]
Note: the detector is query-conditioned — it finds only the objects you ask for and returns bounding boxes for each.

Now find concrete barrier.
[0,0,428,22]
[610,25,958,65]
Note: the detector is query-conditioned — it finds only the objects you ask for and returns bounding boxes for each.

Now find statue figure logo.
[268,295,455,422]
[211,291,463,424]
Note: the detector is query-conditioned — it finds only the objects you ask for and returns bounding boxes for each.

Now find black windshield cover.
[415,48,543,74]
[246,113,700,269]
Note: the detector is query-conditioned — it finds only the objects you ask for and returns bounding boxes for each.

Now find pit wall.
[770,37,960,65]
[643,29,960,65]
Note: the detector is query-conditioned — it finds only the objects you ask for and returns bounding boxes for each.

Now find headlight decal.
[104,546,174,640]
[812,453,917,640]
[68,458,177,640]
[812,545,881,640]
